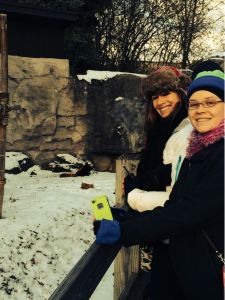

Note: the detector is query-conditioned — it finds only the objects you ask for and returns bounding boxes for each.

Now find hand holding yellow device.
[91,195,113,221]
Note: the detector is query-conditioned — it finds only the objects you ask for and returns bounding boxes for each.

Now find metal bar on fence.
[0,14,8,219]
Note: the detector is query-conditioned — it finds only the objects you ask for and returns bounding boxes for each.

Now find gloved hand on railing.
[93,219,121,245]
[92,206,125,244]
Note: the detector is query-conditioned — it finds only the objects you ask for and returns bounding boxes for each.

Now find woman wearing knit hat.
[122,66,191,293]
[94,70,224,300]
[123,66,191,195]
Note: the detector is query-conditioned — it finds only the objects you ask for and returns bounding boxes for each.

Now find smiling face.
[188,90,224,133]
[152,92,180,118]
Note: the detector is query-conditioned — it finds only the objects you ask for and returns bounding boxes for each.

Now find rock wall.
[2,55,146,171]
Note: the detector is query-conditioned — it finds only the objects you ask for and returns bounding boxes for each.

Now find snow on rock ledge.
[42,154,94,173]
[55,154,86,168]
[6,152,34,174]
[77,70,146,84]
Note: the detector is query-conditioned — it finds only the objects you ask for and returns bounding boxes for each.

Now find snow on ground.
[77,70,147,84]
[0,165,115,299]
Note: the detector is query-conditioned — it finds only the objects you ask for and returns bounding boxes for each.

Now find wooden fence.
[48,154,150,300]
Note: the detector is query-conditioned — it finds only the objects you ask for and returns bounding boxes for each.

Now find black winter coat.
[120,138,224,300]
[137,105,188,175]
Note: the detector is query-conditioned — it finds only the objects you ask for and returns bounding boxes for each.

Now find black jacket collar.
[189,138,224,163]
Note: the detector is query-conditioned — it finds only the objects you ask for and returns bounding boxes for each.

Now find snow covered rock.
[77,70,146,84]
[42,162,75,173]
[6,57,146,171]
[6,152,33,174]
[42,154,94,173]
[27,165,41,176]
[55,154,86,169]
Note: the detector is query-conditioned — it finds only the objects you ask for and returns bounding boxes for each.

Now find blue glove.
[95,219,121,245]
[111,207,126,222]
[93,208,125,236]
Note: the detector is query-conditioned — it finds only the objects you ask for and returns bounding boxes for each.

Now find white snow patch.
[77,70,147,84]
[28,165,42,174]
[115,97,125,101]
[0,168,116,299]
[6,152,30,171]
[56,154,85,165]
[49,163,75,171]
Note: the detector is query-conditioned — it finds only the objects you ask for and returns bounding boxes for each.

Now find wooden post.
[114,154,140,300]
[0,14,8,218]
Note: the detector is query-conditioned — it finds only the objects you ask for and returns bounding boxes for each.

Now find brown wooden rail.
[48,241,121,300]
[48,154,145,300]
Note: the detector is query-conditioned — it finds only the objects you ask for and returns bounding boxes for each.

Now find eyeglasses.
[186,99,223,110]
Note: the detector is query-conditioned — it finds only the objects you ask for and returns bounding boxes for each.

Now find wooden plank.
[123,271,151,300]
[48,241,121,300]
[114,154,140,300]
[118,273,138,300]
[115,154,140,207]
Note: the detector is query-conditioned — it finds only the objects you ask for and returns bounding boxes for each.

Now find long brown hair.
[143,90,186,135]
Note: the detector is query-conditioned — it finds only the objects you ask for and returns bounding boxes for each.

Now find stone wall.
[2,55,146,171]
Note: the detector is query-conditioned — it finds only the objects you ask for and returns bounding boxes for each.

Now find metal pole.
[0,14,8,218]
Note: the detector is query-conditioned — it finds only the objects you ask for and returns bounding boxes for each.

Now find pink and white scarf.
[186,119,225,159]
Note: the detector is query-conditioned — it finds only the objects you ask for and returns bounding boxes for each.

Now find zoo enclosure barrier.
[48,154,150,300]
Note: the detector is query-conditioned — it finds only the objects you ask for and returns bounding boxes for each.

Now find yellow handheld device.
[91,195,113,221]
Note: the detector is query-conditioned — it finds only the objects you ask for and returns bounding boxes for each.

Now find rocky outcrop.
[5,152,33,174]
[4,56,146,171]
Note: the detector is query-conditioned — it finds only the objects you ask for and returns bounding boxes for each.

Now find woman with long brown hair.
[123,67,191,198]
[122,66,191,298]
[136,67,190,176]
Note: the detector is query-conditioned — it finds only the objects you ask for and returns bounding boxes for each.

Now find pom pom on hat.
[187,70,225,102]
[191,60,224,80]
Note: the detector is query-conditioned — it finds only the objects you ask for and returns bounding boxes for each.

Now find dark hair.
[143,90,186,135]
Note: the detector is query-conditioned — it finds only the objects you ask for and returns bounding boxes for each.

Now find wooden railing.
[48,154,150,300]
[48,241,121,300]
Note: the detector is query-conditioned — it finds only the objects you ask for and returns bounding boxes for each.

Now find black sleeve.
[123,207,152,221]
[124,163,172,193]
[120,153,224,247]
[139,163,172,191]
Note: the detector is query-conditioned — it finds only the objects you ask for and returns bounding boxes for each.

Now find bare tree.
[148,0,224,68]
[94,0,223,72]
[94,0,176,72]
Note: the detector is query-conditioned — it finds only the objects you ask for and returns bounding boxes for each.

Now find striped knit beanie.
[187,70,225,102]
